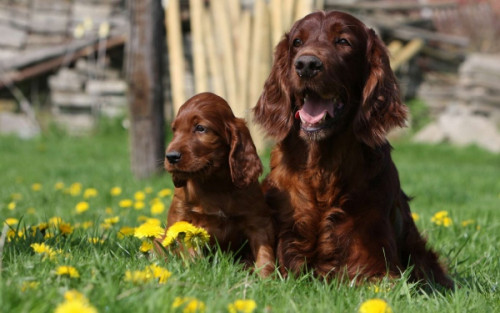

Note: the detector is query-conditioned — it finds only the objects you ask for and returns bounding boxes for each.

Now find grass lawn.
[1,121,499,313]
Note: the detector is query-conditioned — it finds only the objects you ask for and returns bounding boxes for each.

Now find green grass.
[1,122,499,313]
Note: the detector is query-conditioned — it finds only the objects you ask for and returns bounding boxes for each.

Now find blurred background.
[0,0,499,178]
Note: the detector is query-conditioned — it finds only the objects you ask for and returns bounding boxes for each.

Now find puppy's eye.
[293,38,303,47]
[194,124,206,133]
[335,38,351,46]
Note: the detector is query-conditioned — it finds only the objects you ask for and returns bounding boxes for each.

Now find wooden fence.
[164,0,324,149]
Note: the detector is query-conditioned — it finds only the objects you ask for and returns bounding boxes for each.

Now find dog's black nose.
[165,151,182,164]
[295,55,323,78]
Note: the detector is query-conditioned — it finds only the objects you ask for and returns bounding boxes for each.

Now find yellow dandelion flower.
[411,212,420,222]
[158,188,172,198]
[80,221,94,229]
[55,266,80,278]
[134,222,164,239]
[117,226,135,239]
[83,188,98,199]
[124,269,152,284]
[151,201,165,215]
[49,216,63,226]
[32,183,42,191]
[431,210,453,227]
[138,217,161,225]
[55,297,97,313]
[184,227,210,249]
[88,237,104,245]
[110,186,122,196]
[75,201,90,214]
[228,299,257,313]
[64,290,87,302]
[147,264,172,284]
[67,182,82,196]
[20,281,39,292]
[134,191,146,201]
[59,222,74,235]
[104,216,120,225]
[461,219,475,227]
[140,240,153,253]
[172,297,205,313]
[134,201,145,210]
[144,186,153,194]
[358,298,393,313]
[31,243,58,260]
[162,221,210,248]
[7,201,16,210]
[54,182,65,190]
[5,218,19,226]
[119,199,133,208]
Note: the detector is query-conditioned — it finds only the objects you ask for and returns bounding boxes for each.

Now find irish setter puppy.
[163,92,275,277]
[254,11,453,288]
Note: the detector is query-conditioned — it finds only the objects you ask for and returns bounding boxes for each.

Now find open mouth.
[294,91,344,133]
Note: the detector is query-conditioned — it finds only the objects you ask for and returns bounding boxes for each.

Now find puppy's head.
[165,92,262,188]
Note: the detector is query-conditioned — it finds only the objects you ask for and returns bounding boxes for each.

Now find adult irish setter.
[254,11,453,288]
[163,92,275,277]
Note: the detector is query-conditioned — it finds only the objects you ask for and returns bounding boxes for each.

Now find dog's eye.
[335,38,351,46]
[293,38,303,47]
[194,124,206,133]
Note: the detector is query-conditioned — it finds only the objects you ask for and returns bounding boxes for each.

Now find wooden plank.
[189,0,208,93]
[236,11,251,119]
[390,38,424,71]
[0,33,125,89]
[282,0,295,31]
[270,0,283,47]
[203,7,225,99]
[248,0,270,151]
[211,0,237,106]
[165,0,186,114]
[295,0,313,21]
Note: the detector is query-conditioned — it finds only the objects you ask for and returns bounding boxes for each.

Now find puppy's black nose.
[165,151,182,164]
[295,55,323,78]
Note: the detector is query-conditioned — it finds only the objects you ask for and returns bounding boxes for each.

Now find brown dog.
[254,11,453,288]
[162,92,275,277]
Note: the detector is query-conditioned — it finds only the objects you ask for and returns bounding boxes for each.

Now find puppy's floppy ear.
[253,35,294,141]
[171,174,187,188]
[227,118,263,188]
[354,28,408,148]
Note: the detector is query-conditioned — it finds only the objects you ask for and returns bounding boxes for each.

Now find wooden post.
[248,0,270,151]
[127,0,165,179]
[295,0,313,21]
[282,0,295,31]
[211,0,237,106]
[270,0,283,47]
[165,0,185,114]
[236,11,251,119]
[190,0,208,93]
[203,8,225,98]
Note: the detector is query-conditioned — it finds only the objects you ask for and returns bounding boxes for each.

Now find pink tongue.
[295,95,336,124]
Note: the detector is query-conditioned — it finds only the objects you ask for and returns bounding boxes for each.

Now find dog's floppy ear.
[227,118,263,188]
[354,28,408,148]
[253,35,294,141]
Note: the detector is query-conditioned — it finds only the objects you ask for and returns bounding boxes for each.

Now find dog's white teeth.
[321,114,327,122]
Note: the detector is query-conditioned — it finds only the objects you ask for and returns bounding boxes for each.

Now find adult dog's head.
[254,11,407,147]
[165,92,262,188]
